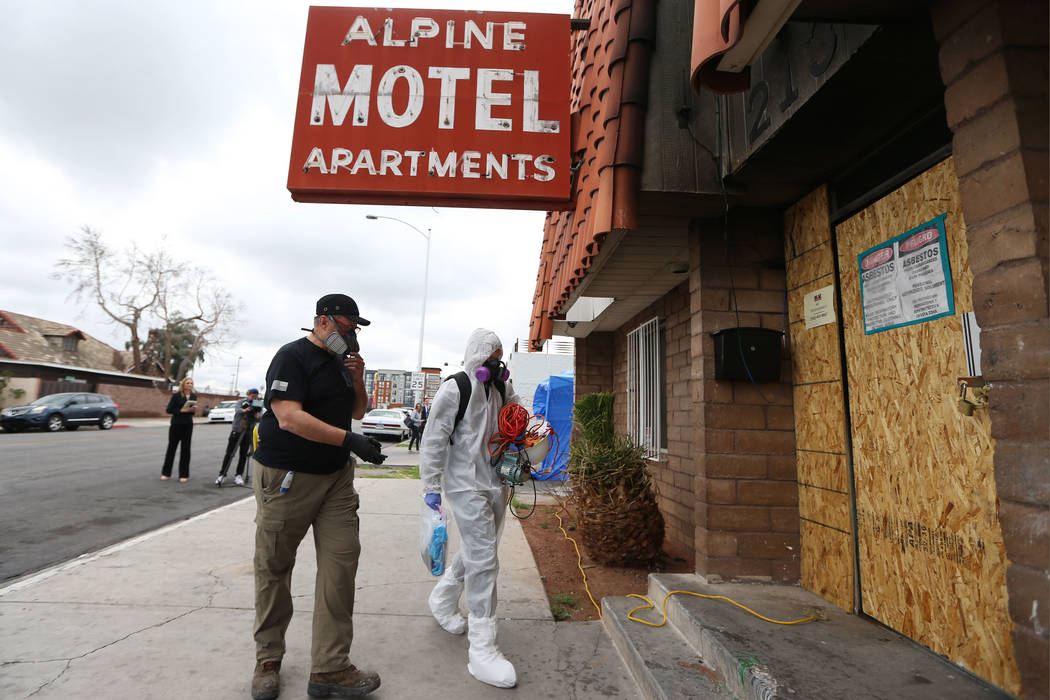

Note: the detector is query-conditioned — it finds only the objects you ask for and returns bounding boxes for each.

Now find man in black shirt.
[250,294,386,700]
[215,387,262,487]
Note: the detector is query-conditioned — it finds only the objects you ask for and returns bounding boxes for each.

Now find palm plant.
[567,392,664,566]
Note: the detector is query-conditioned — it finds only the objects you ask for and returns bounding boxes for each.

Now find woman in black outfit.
[161,377,197,482]
[407,402,423,451]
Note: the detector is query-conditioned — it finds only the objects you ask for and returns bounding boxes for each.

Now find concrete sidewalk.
[0,478,638,699]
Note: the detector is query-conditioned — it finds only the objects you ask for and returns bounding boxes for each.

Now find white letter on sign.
[377,66,424,128]
[410,17,439,46]
[461,151,481,178]
[503,21,526,50]
[342,16,377,46]
[330,148,353,173]
[312,64,372,126]
[476,69,513,131]
[533,154,555,181]
[303,147,328,173]
[429,151,457,177]
[428,67,470,129]
[464,21,494,50]
[523,71,560,133]
[383,18,406,46]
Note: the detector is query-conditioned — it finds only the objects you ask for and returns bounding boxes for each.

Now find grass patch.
[510,497,528,510]
[550,592,578,619]
[358,465,420,479]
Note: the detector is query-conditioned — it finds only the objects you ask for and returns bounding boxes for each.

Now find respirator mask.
[475,358,509,384]
[307,315,359,357]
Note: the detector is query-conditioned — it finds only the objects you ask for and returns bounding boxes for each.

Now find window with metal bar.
[626,317,664,460]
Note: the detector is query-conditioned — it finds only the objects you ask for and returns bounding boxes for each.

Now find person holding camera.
[160,376,197,482]
[215,387,262,486]
[249,294,386,700]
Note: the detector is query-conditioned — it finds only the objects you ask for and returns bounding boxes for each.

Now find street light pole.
[365,215,431,372]
[233,356,242,395]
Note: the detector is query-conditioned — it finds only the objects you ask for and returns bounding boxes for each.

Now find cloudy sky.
[0,0,573,395]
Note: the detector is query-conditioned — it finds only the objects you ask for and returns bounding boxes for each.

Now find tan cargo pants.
[253,458,360,673]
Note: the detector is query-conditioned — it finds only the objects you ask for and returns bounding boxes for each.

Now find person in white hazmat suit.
[420,328,521,689]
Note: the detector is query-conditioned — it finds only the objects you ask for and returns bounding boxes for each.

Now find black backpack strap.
[443,372,471,445]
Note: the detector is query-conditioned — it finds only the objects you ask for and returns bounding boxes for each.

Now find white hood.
[463,328,502,373]
[421,327,519,495]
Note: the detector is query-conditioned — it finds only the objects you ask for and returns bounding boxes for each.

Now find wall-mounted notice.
[858,214,955,334]
[804,284,836,329]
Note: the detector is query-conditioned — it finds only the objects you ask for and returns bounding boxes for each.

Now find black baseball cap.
[316,294,370,325]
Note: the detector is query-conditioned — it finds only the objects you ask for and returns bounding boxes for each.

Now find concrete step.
[602,596,732,699]
[643,573,1011,700]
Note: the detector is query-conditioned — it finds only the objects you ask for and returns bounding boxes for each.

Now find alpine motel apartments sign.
[287,7,571,210]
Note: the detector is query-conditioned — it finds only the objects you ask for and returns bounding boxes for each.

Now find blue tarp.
[530,369,573,481]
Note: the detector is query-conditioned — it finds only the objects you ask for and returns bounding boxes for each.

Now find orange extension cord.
[487,403,560,477]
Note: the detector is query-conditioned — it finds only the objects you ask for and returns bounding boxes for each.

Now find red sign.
[287,7,571,210]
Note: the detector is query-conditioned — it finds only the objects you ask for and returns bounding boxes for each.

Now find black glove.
[343,431,387,465]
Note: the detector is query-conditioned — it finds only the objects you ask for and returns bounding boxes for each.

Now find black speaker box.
[712,327,783,382]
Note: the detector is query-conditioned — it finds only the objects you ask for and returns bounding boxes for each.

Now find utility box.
[712,327,783,382]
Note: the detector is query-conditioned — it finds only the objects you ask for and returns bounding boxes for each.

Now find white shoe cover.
[428,570,466,635]
[466,615,517,688]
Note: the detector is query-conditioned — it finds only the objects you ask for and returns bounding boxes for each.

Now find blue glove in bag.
[429,523,448,576]
[420,500,448,576]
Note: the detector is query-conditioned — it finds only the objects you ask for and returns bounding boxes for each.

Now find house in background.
[530,0,1047,696]
[0,310,235,416]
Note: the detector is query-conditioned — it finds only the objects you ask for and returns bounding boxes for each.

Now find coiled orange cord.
[487,403,560,476]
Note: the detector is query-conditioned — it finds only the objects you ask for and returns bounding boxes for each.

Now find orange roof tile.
[529,0,657,350]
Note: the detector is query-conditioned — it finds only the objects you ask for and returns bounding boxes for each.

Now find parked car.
[360,409,408,440]
[0,392,120,432]
[207,400,240,423]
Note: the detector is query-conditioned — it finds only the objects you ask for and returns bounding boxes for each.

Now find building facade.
[530,1,1047,695]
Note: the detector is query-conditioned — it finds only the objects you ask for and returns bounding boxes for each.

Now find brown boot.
[307,665,381,697]
[251,659,281,700]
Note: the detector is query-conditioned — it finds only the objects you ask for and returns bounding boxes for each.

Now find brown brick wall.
[932,1,1049,696]
[693,212,799,583]
[606,282,697,556]
[96,384,170,417]
[96,384,239,418]
[573,332,615,397]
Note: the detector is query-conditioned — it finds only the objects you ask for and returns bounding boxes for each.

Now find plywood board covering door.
[835,158,1019,693]
[784,185,854,611]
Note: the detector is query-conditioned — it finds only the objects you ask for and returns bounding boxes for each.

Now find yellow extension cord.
[625,591,815,627]
[554,511,604,618]
[552,510,815,627]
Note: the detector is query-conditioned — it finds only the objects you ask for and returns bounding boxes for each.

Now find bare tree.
[153,267,241,382]
[52,226,183,370]
[53,226,241,381]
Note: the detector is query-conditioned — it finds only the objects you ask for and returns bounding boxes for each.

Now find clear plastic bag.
[420,502,448,576]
